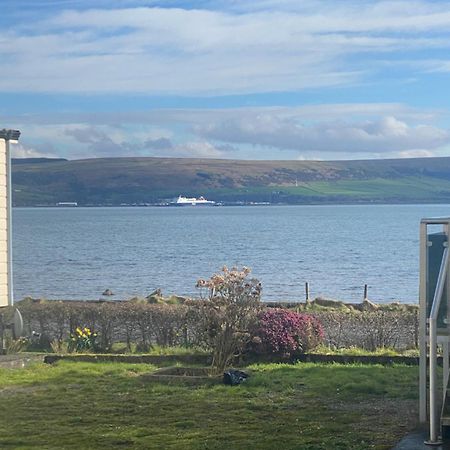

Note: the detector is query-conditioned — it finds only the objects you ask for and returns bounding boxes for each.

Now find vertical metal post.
[363,284,368,301]
[429,316,440,444]
[419,221,428,424]
[0,311,3,354]
[444,341,449,394]
[305,282,310,302]
[445,224,450,397]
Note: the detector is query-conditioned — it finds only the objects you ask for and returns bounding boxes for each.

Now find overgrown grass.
[0,360,419,449]
[313,345,419,357]
[109,344,209,355]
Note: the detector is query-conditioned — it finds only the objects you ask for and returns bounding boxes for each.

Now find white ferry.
[57,202,78,207]
[170,195,215,206]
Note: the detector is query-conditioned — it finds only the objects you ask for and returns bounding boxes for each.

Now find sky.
[3,0,450,161]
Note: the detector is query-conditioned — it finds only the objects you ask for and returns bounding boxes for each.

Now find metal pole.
[305,282,310,302]
[5,139,13,306]
[363,284,368,301]
[445,223,450,398]
[419,222,428,424]
[0,312,4,354]
[428,317,440,444]
[444,341,449,395]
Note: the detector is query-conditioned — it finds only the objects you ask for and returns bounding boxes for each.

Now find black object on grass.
[223,369,249,386]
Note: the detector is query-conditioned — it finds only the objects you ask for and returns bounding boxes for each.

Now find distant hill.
[10,156,450,206]
[12,158,67,165]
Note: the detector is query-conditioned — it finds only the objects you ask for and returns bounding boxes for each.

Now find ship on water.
[170,195,215,206]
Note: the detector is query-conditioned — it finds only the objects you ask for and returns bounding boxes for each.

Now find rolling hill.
[11,156,450,206]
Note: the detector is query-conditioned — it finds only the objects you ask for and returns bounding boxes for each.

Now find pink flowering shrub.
[253,309,324,356]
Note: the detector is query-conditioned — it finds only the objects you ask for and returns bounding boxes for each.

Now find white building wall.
[0,139,8,307]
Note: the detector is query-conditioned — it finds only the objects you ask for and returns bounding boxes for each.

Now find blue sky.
[3,0,450,160]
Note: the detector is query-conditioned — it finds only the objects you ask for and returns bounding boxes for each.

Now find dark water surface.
[12,204,450,303]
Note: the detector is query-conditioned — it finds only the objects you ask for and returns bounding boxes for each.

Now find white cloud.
[422,60,450,73]
[11,143,58,159]
[8,103,449,160]
[9,102,440,126]
[21,122,229,158]
[141,137,231,158]
[398,149,435,158]
[144,137,174,150]
[168,141,226,158]
[2,1,450,94]
[195,115,450,154]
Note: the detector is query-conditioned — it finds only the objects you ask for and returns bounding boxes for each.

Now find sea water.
[12,204,450,303]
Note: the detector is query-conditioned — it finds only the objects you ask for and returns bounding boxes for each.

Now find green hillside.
[11,156,450,206]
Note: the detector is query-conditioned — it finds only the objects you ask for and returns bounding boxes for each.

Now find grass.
[0,360,419,449]
[108,344,209,355]
[272,176,450,200]
[313,345,419,357]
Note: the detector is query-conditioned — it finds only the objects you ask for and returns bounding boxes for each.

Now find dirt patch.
[44,354,211,365]
[153,366,212,376]
[0,385,44,397]
[330,397,418,446]
[141,366,222,385]
[0,355,43,369]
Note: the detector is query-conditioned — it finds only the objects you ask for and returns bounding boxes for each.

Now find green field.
[0,360,418,449]
[205,176,450,203]
[284,176,450,200]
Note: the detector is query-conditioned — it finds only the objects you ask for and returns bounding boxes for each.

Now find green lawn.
[0,361,419,449]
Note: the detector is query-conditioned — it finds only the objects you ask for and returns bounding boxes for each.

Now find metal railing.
[420,218,450,446]
[427,246,448,444]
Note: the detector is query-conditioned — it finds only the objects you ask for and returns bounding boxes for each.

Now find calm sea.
[12,204,450,303]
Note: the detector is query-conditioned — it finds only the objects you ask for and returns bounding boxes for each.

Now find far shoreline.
[12,201,450,208]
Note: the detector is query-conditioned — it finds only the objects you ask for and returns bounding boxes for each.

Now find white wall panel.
[0,139,8,307]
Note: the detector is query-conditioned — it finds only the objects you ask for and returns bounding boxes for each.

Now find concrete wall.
[0,139,9,307]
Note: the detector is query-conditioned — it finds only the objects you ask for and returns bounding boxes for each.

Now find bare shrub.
[311,309,418,351]
[184,302,209,348]
[196,266,262,374]
[150,304,187,347]
[117,302,141,352]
